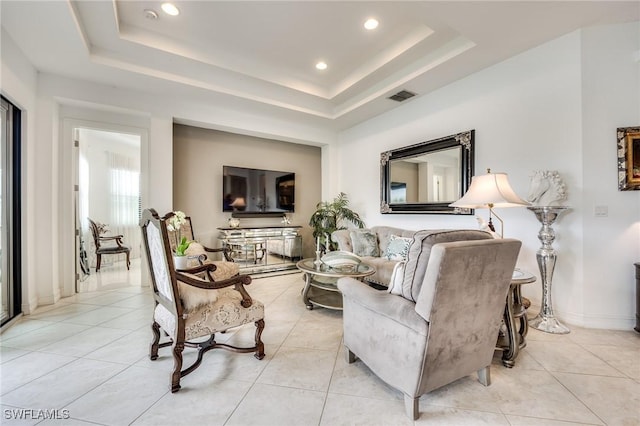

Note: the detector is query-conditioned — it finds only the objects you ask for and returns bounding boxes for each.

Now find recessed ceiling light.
[364,18,379,30]
[161,2,180,16]
[316,61,328,70]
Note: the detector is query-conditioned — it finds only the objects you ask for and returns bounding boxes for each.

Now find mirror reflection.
[380,130,474,214]
[389,147,461,203]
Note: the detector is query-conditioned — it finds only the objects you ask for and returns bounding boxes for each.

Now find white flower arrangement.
[167,211,190,256]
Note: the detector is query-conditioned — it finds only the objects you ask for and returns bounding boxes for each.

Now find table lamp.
[230,197,246,211]
[449,169,529,237]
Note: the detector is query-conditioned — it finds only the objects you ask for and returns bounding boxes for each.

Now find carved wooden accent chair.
[338,238,521,420]
[140,208,265,392]
[87,217,131,271]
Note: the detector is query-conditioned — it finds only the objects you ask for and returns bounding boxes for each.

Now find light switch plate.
[594,205,608,217]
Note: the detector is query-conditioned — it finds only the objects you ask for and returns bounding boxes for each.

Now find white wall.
[337,24,640,329]
[580,22,640,328]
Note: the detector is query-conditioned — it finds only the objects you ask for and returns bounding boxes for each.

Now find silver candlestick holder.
[314,250,322,267]
[528,206,570,334]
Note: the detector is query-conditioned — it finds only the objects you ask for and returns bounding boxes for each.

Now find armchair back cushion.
[401,229,492,302]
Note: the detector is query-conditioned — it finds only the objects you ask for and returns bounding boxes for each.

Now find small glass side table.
[296,258,375,310]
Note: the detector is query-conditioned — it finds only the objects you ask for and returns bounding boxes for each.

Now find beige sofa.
[332,226,493,288]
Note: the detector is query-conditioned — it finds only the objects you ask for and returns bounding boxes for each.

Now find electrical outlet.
[594,205,608,217]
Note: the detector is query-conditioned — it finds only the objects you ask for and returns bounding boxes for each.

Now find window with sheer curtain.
[107,151,140,258]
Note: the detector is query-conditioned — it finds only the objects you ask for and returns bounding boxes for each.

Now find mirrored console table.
[218,226,302,274]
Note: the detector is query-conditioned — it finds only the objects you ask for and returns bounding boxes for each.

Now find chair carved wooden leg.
[150,321,161,360]
[254,319,265,360]
[171,342,185,393]
[96,254,102,272]
[125,252,130,270]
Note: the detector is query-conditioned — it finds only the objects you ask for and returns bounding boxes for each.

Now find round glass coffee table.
[296,258,375,310]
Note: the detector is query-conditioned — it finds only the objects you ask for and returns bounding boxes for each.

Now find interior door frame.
[61,118,149,296]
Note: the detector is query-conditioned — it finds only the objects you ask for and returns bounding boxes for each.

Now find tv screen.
[223,166,295,214]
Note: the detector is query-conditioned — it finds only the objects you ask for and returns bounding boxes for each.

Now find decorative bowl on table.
[321,251,362,272]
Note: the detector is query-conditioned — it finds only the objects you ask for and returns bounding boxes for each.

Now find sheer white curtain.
[107,151,141,259]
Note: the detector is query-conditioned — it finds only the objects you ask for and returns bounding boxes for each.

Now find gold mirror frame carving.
[618,126,640,191]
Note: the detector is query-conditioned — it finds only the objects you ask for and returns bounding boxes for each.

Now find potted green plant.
[309,192,365,252]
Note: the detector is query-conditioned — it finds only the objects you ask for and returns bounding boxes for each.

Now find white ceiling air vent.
[388,90,416,102]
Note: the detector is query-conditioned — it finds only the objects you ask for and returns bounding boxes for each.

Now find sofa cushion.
[384,235,413,261]
[360,256,398,286]
[350,229,379,257]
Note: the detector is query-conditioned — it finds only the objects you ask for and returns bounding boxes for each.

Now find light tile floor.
[1,262,639,426]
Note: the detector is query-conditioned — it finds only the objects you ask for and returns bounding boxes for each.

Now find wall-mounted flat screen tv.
[223,165,295,214]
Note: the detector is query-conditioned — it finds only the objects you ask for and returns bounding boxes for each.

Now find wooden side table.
[497,269,536,367]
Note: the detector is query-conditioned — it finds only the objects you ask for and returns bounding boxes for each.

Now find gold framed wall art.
[617,126,640,191]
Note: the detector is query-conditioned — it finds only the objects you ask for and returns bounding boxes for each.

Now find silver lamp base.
[527,206,570,334]
[528,313,570,334]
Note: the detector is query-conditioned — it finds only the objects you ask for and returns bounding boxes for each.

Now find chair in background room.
[88,217,131,272]
[140,208,265,392]
[338,238,521,420]
[166,213,238,281]
[167,214,233,261]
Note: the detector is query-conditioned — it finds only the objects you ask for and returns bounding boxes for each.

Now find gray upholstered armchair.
[338,238,521,420]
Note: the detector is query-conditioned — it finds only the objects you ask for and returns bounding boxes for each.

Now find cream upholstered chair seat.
[141,209,265,393]
[154,289,264,340]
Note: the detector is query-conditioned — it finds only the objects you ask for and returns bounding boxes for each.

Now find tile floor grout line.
[546,369,609,426]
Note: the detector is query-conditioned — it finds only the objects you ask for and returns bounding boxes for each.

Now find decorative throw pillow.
[185,242,239,280]
[384,235,413,261]
[349,229,379,257]
[178,276,218,312]
[177,242,240,311]
[387,261,406,296]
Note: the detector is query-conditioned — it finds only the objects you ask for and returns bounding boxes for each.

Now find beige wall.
[173,124,322,258]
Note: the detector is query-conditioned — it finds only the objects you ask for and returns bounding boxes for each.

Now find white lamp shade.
[230,197,246,207]
[449,172,529,209]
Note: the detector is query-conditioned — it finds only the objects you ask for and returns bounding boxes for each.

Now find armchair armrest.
[176,267,254,308]
[99,235,125,247]
[201,244,234,262]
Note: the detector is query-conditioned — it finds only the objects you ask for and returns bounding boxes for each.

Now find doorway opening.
[76,127,142,292]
